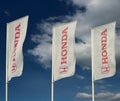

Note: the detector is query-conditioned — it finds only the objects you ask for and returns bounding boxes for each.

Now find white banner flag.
[6,16,29,81]
[52,21,77,81]
[91,22,116,81]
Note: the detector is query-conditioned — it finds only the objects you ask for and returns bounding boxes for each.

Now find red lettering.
[101,29,107,35]
[102,65,110,74]
[14,40,19,49]
[101,37,107,43]
[15,24,21,31]
[62,34,67,41]
[62,27,68,34]
[62,49,67,56]
[59,27,68,73]
[59,66,68,74]
[12,55,16,61]
[102,43,107,50]
[102,50,107,57]
[12,64,17,72]
[62,42,67,49]
[101,28,110,74]
[102,57,108,64]
[15,32,20,39]
[61,57,67,64]
[61,27,68,65]
[11,23,21,72]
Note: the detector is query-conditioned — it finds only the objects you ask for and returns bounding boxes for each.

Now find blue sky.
[0,0,120,101]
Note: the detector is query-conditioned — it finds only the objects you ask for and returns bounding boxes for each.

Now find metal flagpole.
[6,76,8,101]
[6,53,8,101]
[92,54,94,101]
[92,74,95,101]
[6,57,8,101]
[91,28,95,101]
[6,24,8,101]
[51,79,54,101]
[51,66,54,101]
[52,31,54,101]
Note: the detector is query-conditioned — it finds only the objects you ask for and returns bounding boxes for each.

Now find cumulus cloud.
[28,0,120,69]
[28,42,52,69]
[112,93,120,101]
[76,92,91,99]
[76,92,120,101]
[96,92,114,99]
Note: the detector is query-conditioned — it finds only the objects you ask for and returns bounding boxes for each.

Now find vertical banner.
[52,21,77,81]
[6,16,29,81]
[91,22,116,81]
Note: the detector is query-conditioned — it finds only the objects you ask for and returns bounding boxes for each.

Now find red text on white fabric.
[101,29,110,74]
[12,24,21,72]
[59,27,68,74]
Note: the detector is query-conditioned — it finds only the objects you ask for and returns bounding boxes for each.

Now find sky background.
[0,0,120,101]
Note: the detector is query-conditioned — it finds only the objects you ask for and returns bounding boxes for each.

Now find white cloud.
[96,92,114,99]
[28,42,52,69]
[28,0,120,69]
[112,93,120,101]
[76,92,120,101]
[76,92,91,99]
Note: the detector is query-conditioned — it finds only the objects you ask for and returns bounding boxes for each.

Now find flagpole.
[51,80,54,101]
[5,51,8,101]
[6,24,8,101]
[6,51,8,101]
[51,66,54,101]
[91,29,95,101]
[92,57,95,101]
[92,75,95,101]
[5,78,8,101]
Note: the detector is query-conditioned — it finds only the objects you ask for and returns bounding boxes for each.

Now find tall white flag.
[91,22,116,81]
[6,16,29,81]
[52,21,77,81]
